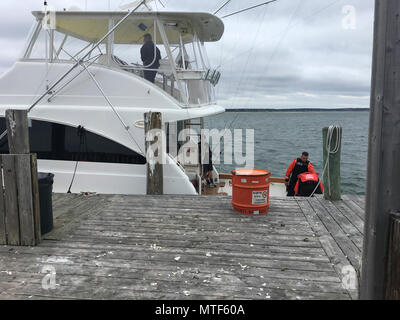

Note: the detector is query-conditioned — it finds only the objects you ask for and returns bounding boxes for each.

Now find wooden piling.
[385,211,400,299]
[361,0,400,299]
[5,109,30,154]
[15,154,35,246]
[322,126,342,201]
[144,112,163,195]
[30,154,41,244]
[0,157,5,245]
[0,109,41,246]
[2,155,20,245]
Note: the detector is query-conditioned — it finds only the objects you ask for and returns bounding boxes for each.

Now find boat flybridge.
[0,9,226,195]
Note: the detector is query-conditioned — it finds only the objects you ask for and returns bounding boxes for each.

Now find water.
[204,111,369,195]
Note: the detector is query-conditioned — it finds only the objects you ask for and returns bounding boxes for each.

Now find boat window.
[24,25,99,62]
[0,118,146,165]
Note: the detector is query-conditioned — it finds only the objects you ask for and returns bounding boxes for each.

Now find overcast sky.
[0,0,374,109]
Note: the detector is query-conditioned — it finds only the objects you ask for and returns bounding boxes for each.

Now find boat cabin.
[25,10,224,107]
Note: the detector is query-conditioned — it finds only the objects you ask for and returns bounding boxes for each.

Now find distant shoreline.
[225,108,369,112]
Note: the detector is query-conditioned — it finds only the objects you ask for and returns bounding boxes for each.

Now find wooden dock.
[0,193,365,300]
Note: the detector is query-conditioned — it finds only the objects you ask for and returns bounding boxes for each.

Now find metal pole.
[157,18,188,104]
[59,49,145,154]
[220,0,277,19]
[361,0,400,300]
[179,33,186,70]
[214,0,231,15]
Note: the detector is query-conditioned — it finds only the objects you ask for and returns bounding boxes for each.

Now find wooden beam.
[2,110,40,246]
[385,211,400,299]
[0,157,6,245]
[30,154,41,244]
[144,112,163,195]
[361,0,400,300]
[219,173,285,184]
[5,109,30,154]
[15,154,35,246]
[2,155,20,246]
[270,177,286,184]
[219,173,232,180]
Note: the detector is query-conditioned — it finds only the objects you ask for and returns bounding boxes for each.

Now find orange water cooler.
[231,169,271,215]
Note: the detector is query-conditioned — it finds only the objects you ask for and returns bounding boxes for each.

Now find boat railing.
[18,55,219,107]
[113,61,219,106]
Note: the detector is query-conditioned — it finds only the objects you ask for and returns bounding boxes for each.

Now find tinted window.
[0,118,146,165]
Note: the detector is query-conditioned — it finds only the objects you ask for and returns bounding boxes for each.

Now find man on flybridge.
[140,33,161,83]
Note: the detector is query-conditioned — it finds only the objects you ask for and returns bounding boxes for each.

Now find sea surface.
[204,111,369,195]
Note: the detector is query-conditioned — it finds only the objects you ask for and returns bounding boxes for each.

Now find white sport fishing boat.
[0,3,228,195]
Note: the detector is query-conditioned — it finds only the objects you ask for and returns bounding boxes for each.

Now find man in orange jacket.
[285,152,315,196]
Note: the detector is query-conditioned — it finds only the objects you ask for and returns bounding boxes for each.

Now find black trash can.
[38,173,55,235]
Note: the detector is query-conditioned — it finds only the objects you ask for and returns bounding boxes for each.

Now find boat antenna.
[214,0,231,15]
[220,0,278,19]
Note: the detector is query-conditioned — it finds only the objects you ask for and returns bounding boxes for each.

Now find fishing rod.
[220,0,278,19]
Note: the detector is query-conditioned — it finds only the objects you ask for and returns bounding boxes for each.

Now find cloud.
[0,0,375,109]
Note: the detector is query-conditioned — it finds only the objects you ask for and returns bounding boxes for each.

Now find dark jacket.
[285,158,316,187]
[140,41,161,69]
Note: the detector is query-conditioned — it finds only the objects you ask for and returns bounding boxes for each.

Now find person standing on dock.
[285,152,316,196]
[141,33,161,83]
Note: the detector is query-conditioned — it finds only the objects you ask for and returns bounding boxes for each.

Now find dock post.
[1,109,41,246]
[322,126,342,201]
[361,0,400,300]
[5,109,30,154]
[0,156,5,245]
[144,112,163,195]
[385,211,400,299]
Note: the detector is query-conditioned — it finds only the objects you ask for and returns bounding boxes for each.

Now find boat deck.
[0,193,365,300]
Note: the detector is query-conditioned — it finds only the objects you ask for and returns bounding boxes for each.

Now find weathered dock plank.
[0,193,365,300]
[307,197,362,269]
[296,197,361,299]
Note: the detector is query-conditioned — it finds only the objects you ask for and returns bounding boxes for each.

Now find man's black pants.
[144,70,157,83]
[287,183,296,197]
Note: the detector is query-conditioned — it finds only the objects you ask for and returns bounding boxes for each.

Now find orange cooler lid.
[232,169,271,176]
